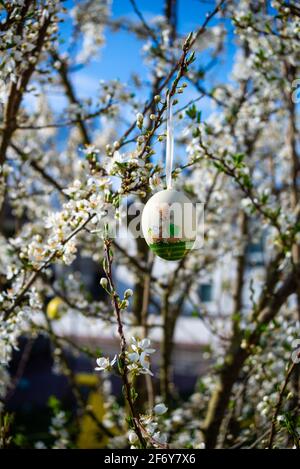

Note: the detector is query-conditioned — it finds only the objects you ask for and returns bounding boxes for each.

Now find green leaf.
[186,103,197,120]
[130,387,138,403]
[231,153,245,167]
[186,51,196,65]
[48,395,60,411]
[192,127,201,138]
[241,173,253,189]
[118,356,125,373]
[126,416,134,429]
[13,433,28,448]
[213,161,226,172]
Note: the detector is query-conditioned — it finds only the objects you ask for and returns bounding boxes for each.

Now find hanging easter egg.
[142,189,196,261]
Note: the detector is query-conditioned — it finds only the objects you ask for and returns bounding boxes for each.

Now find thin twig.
[103,239,168,449]
[103,239,147,448]
[268,360,299,449]
[129,0,159,45]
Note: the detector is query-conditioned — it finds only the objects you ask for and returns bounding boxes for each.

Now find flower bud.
[100,277,108,290]
[124,288,133,298]
[128,431,138,444]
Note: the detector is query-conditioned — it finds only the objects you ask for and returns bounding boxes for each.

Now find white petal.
[154,403,168,415]
[128,352,139,362]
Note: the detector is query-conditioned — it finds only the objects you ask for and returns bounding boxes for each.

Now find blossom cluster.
[95,336,155,378]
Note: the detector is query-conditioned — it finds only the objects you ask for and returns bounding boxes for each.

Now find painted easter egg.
[141,189,196,261]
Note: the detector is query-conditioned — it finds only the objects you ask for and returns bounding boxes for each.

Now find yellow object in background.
[75,373,99,388]
[46,297,63,320]
[76,373,115,449]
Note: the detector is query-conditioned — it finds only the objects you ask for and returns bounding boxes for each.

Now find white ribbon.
[166,92,174,190]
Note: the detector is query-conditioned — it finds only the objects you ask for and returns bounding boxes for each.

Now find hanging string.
[166,92,174,190]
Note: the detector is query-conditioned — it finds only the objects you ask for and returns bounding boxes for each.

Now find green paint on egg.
[149,240,193,261]
[142,189,197,261]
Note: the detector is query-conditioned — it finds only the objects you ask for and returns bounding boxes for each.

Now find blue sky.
[21,0,238,158]
[32,0,238,163]
[58,0,236,115]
